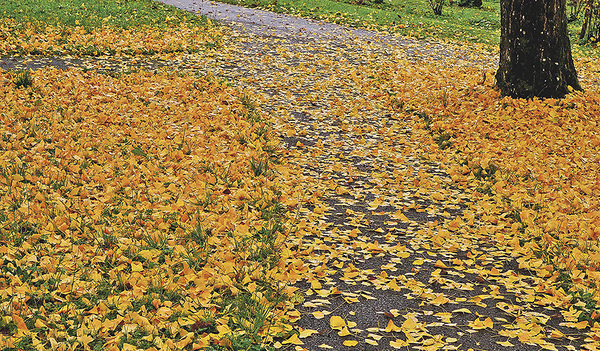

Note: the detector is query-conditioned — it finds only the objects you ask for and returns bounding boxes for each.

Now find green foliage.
[568,0,587,22]
[12,70,33,89]
[428,0,445,15]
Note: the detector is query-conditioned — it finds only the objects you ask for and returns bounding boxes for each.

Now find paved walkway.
[159,0,498,65]
[148,2,586,350]
[160,0,380,39]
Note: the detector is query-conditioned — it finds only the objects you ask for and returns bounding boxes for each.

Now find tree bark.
[579,0,599,43]
[579,0,593,40]
[495,0,582,99]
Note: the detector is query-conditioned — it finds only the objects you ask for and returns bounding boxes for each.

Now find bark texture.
[496,0,582,98]
[579,0,600,43]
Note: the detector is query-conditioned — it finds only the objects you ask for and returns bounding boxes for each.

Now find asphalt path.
[158,0,493,65]
[149,2,575,351]
[158,0,390,40]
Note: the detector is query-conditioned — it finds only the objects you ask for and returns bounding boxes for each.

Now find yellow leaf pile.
[380,55,600,310]
[3,3,600,349]
[0,68,302,349]
[0,18,222,56]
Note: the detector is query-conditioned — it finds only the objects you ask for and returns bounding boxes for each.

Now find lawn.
[0,1,301,350]
[0,0,220,56]
[235,0,503,44]
[221,0,596,54]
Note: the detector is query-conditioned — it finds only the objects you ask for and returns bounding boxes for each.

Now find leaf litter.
[2,4,600,351]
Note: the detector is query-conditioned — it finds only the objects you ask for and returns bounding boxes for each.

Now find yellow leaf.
[390,339,409,348]
[138,249,158,261]
[299,329,319,338]
[392,210,409,221]
[11,314,28,336]
[434,260,448,269]
[496,340,514,347]
[330,315,346,330]
[365,339,378,346]
[177,333,193,349]
[452,308,471,314]
[402,317,418,331]
[282,334,304,345]
[398,251,411,258]
[432,192,444,201]
[131,262,144,272]
[196,335,211,348]
[338,327,351,336]
[368,198,383,209]
[318,344,333,349]
[435,312,452,323]
[469,317,492,330]
[78,335,94,346]
[343,340,358,347]
[312,311,325,319]
[34,319,47,328]
[384,319,402,332]
[430,294,450,306]
[368,333,383,341]
[387,279,402,291]
[480,157,490,170]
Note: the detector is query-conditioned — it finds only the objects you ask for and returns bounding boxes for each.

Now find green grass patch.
[221,0,592,49]
[224,0,502,44]
[0,0,209,30]
[0,0,221,56]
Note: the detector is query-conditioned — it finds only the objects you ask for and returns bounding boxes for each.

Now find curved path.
[159,0,496,65]
[160,0,382,39]
[150,2,587,351]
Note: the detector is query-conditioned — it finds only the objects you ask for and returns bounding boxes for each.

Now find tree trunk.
[579,0,595,41]
[495,0,582,99]
[579,0,600,43]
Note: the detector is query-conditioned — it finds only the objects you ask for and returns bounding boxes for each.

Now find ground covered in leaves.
[2,2,600,351]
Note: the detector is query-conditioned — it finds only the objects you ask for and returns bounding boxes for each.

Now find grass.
[12,70,33,88]
[0,0,209,30]
[0,0,221,56]
[221,0,593,49]
[0,22,295,346]
[223,0,502,44]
